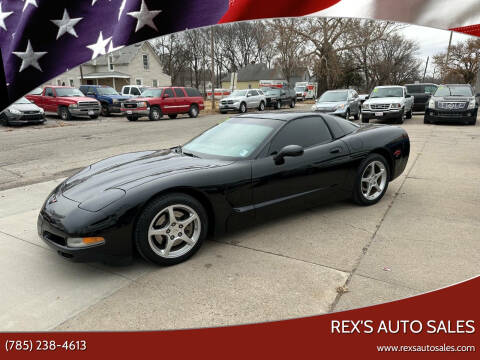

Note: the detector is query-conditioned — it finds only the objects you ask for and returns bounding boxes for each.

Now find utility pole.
[444,31,453,81]
[210,27,215,111]
[422,56,429,82]
[79,64,84,85]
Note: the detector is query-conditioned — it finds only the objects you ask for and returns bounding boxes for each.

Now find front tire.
[101,104,110,117]
[59,106,71,121]
[239,102,247,113]
[354,109,360,120]
[188,104,199,118]
[258,101,265,111]
[345,109,350,120]
[353,154,390,206]
[275,101,281,110]
[0,114,9,126]
[290,99,296,108]
[149,106,162,121]
[406,109,412,119]
[134,193,208,266]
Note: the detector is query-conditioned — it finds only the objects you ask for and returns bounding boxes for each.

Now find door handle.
[329,147,341,154]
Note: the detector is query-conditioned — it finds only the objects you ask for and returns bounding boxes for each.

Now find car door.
[351,90,360,114]
[161,88,176,114]
[173,87,188,113]
[122,86,130,97]
[246,90,255,108]
[43,87,56,113]
[251,116,350,221]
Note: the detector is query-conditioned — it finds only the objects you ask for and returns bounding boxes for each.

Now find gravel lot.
[0,106,479,331]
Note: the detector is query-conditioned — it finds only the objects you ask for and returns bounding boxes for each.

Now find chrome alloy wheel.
[147,204,201,258]
[361,160,387,201]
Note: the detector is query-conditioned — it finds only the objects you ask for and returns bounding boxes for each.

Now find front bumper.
[69,108,101,117]
[313,108,348,117]
[37,212,106,263]
[219,102,240,111]
[121,107,150,117]
[425,108,477,122]
[362,109,403,120]
[108,103,123,114]
[265,98,279,107]
[5,113,45,125]
[412,103,427,111]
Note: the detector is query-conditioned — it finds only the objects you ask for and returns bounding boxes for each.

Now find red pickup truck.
[26,86,101,120]
[120,86,204,121]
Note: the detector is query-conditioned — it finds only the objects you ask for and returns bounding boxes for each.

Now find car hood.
[59,96,99,103]
[365,97,404,104]
[100,94,129,101]
[315,101,346,107]
[60,149,233,203]
[127,97,154,102]
[222,96,244,102]
[8,103,42,112]
[432,96,472,102]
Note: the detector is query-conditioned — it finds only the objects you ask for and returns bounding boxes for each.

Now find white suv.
[121,85,149,98]
[362,86,414,124]
[219,89,266,114]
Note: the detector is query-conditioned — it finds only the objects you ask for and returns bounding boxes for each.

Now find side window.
[250,90,259,96]
[131,87,141,96]
[45,88,54,97]
[185,87,201,97]
[163,88,175,97]
[269,117,332,154]
[173,88,185,97]
[123,87,130,95]
[152,79,158,87]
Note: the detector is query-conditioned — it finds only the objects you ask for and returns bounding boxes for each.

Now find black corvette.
[38,113,410,265]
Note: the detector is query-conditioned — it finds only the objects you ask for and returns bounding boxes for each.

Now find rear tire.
[188,104,199,118]
[149,106,162,121]
[354,110,360,120]
[275,101,281,110]
[134,193,208,266]
[101,104,110,117]
[290,99,296,108]
[353,154,390,206]
[127,116,137,121]
[1,114,9,126]
[168,114,178,119]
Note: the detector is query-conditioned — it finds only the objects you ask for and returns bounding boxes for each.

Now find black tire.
[352,154,390,206]
[134,193,208,266]
[220,110,227,114]
[468,118,476,125]
[168,114,178,119]
[1,114,9,126]
[59,106,71,121]
[290,99,296,108]
[354,109,360,121]
[258,101,265,111]
[127,116,137,121]
[239,102,247,113]
[424,117,430,124]
[149,106,162,121]
[101,104,110,117]
[89,115,99,119]
[406,109,412,119]
[345,109,350,120]
[275,101,281,110]
[362,117,369,123]
[188,104,199,118]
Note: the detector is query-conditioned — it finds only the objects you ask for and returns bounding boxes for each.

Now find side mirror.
[406,94,412,98]
[247,94,252,97]
[273,145,304,165]
[163,93,170,98]
[365,95,370,100]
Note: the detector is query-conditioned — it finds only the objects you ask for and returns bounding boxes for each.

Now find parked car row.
[219,87,296,114]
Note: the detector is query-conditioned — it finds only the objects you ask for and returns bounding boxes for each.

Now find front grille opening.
[44,231,67,246]
[58,251,73,259]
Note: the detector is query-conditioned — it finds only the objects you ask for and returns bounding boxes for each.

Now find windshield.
[370,87,403,98]
[295,87,306,92]
[434,86,472,97]
[56,88,85,97]
[230,90,247,97]
[261,87,280,94]
[14,97,31,104]
[140,88,163,97]
[182,118,279,159]
[97,87,119,95]
[28,87,43,95]
[318,91,348,102]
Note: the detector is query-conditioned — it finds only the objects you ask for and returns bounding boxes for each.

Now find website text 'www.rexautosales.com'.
[376,344,476,352]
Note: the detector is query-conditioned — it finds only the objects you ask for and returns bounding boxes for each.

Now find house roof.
[222,64,284,82]
[81,71,130,79]
[87,42,155,66]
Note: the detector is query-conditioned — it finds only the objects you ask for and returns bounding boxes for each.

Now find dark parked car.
[0,97,45,126]
[79,85,130,116]
[37,112,409,266]
[312,89,361,120]
[405,83,438,112]
[424,84,477,125]
[261,86,296,109]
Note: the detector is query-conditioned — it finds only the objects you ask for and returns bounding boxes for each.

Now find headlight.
[428,99,435,109]
[113,99,119,104]
[311,105,317,111]
[8,108,22,115]
[67,237,105,248]
[69,103,78,108]
[391,103,402,109]
[38,108,44,114]
[137,101,147,107]
[336,104,345,110]
[362,103,369,110]
[468,99,476,109]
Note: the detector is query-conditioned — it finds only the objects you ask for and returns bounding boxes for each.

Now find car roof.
[374,85,404,88]
[48,86,74,88]
[405,83,437,86]
[235,112,323,122]
[440,84,472,87]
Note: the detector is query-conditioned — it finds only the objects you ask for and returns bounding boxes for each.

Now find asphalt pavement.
[0,106,478,331]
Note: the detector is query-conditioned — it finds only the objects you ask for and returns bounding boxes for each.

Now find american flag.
[0,0,478,110]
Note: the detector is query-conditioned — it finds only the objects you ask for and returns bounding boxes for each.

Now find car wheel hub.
[361,161,387,201]
[147,204,200,258]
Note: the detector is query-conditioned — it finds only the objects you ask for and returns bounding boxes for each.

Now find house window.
[136,79,143,85]
[143,54,149,70]
[57,79,62,86]
[69,79,74,87]
[108,55,114,71]
[152,79,158,87]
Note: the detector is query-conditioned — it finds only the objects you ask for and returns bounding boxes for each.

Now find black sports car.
[38,113,410,265]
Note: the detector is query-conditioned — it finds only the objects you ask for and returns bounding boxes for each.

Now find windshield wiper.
[182,150,200,158]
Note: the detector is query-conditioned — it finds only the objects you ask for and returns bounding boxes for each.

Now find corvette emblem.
[48,195,57,204]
